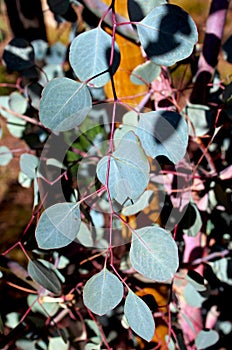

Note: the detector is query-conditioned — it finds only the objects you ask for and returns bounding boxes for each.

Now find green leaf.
[124,290,155,342]
[40,77,92,132]
[83,268,123,316]
[122,190,154,216]
[97,131,150,205]
[85,344,100,350]
[5,312,19,328]
[130,61,161,85]
[18,171,32,188]
[195,330,219,350]
[136,111,188,163]
[28,260,62,294]
[128,0,167,22]
[164,335,175,350]
[69,28,120,87]
[20,153,39,179]
[35,202,81,249]
[136,4,198,66]
[130,226,179,282]
[0,146,13,165]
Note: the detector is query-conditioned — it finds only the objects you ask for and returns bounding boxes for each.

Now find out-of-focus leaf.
[195,330,219,350]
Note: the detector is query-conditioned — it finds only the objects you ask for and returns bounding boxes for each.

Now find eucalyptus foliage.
[1,0,230,349]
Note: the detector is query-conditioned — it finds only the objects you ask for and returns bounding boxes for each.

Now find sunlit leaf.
[70,28,120,87]
[195,330,219,350]
[130,226,179,282]
[2,38,35,72]
[165,335,175,350]
[5,312,19,328]
[0,146,13,166]
[124,290,155,342]
[130,61,161,85]
[136,111,188,163]
[136,4,198,66]
[35,202,81,249]
[83,268,123,316]
[122,190,154,216]
[40,77,92,131]
[28,260,62,294]
[20,153,39,179]
[97,131,150,205]
[128,0,167,22]
[18,171,32,188]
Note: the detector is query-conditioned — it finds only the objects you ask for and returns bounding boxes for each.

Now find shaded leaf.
[195,330,219,350]
[35,202,81,249]
[136,111,188,163]
[182,202,202,237]
[28,260,62,294]
[2,38,35,72]
[97,131,150,205]
[128,0,167,22]
[124,290,155,342]
[70,28,120,87]
[130,226,179,282]
[83,268,123,316]
[186,270,207,292]
[76,222,94,247]
[136,4,198,66]
[40,77,92,132]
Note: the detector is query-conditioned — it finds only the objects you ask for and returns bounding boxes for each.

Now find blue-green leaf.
[122,190,154,216]
[28,260,62,294]
[130,226,179,281]
[27,294,60,317]
[136,111,188,163]
[70,28,120,87]
[183,283,206,308]
[124,290,155,342]
[97,131,150,205]
[48,337,69,350]
[130,61,161,85]
[128,0,167,22]
[40,77,92,131]
[195,330,219,350]
[9,91,27,114]
[182,203,202,237]
[136,4,198,66]
[83,268,123,316]
[0,146,13,165]
[20,154,39,179]
[35,202,81,249]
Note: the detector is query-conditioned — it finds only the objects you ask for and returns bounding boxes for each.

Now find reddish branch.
[190,0,230,104]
